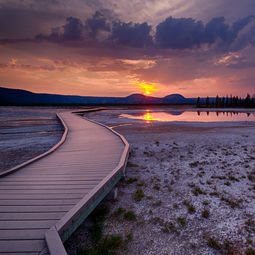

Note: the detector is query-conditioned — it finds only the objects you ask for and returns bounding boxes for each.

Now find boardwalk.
[0,110,129,255]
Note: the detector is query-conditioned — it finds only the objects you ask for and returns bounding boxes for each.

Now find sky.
[0,0,255,97]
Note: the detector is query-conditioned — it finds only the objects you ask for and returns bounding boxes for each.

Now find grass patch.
[133,189,145,202]
[177,217,186,227]
[183,200,196,214]
[221,197,240,208]
[246,248,255,255]
[201,209,210,218]
[77,235,123,255]
[153,184,160,190]
[127,162,139,167]
[75,205,126,255]
[125,177,138,184]
[113,207,126,217]
[189,161,199,168]
[207,238,221,250]
[123,210,137,221]
[192,186,206,196]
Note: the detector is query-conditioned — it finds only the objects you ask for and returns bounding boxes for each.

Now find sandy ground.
[67,108,255,255]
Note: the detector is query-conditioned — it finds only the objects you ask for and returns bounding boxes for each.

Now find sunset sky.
[0,0,255,97]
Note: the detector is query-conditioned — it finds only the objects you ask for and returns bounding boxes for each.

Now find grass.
[114,207,126,217]
[126,233,133,241]
[189,161,199,168]
[246,248,255,255]
[89,205,109,243]
[183,200,196,214]
[177,217,186,227]
[125,177,138,184]
[123,210,137,220]
[161,222,178,234]
[221,197,240,208]
[133,189,145,202]
[77,235,123,255]
[207,238,221,250]
[201,209,210,218]
[202,200,209,205]
[192,186,206,196]
[75,205,124,255]
[153,184,160,190]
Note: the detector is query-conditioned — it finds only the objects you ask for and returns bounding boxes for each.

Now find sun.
[131,80,158,96]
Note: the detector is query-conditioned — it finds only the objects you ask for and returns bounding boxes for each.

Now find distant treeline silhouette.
[196,94,255,108]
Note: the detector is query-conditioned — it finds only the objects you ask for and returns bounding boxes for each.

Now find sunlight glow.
[143,112,155,121]
[131,81,158,96]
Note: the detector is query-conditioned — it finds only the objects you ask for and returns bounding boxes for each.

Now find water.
[120,109,255,122]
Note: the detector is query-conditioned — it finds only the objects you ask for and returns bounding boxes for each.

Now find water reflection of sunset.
[143,112,156,121]
[120,110,255,122]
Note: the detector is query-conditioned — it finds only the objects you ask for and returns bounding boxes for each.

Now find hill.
[0,87,196,105]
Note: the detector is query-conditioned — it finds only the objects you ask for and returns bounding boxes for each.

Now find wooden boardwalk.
[0,109,129,255]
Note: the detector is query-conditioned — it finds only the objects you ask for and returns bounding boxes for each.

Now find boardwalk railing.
[45,109,129,255]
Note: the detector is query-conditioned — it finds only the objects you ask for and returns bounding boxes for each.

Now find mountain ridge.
[0,87,197,105]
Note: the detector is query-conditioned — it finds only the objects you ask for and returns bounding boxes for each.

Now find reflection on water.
[120,110,255,122]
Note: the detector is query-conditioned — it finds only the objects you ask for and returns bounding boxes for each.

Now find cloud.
[155,17,204,49]
[111,21,152,47]
[86,11,111,39]
[155,15,255,49]
[31,12,255,52]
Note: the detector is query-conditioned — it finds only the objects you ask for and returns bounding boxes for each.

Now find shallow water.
[120,110,255,122]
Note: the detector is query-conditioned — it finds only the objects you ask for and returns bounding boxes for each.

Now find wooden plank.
[0,205,72,213]
[2,253,38,255]
[0,212,66,220]
[0,199,79,206]
[0,175,108,181]
[0,189,90,194]
[0,184,97,190]
[0,240,45,253]
[0,220,56,229]
[0,180,101,185]
[0,194,84,200]
[0,229,45,240]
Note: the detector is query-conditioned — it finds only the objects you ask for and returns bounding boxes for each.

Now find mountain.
[0,87,197,105]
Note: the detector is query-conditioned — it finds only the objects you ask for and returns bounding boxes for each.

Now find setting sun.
[131,81,158,96]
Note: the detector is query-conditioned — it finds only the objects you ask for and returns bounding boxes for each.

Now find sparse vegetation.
[125,177,138,184]
[133,189,145,202]
[246,248,255,255]
[183,200,196,214]
[177,217,186,227]
[201,209,210,218]
[123,210,137,221]
[207,238,221,250]
[192,186,206,196]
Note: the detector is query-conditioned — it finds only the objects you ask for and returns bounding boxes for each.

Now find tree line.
[196,94,255,108]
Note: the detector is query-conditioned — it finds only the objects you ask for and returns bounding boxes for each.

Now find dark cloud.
[35,11,152,48]
[86,11,111,39]
[2,8,255,52]
[155,15,255,49]
[155,17,204,49]
[110,21,152,47]
[63,17,84,40]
